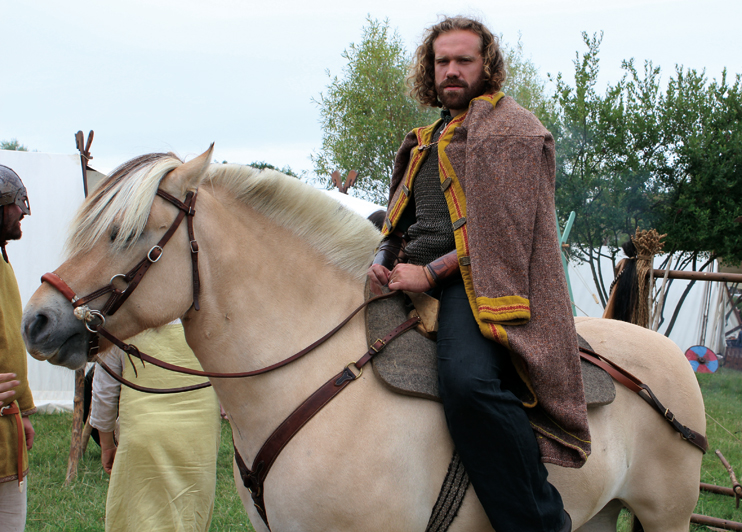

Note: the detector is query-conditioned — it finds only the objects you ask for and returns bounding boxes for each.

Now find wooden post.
[691,514,742,530]
[65,130,96,484]
[64,368,86,485]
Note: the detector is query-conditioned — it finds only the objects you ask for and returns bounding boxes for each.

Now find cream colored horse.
[22,147,705,532]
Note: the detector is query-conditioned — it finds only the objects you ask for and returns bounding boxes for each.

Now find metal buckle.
[147,245,163,263]
[370,339,385,353]
[0,404,12,417]
[190,240,199,253]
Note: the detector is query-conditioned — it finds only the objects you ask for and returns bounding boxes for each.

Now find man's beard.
[437,77,486,111]
[3,223,21,241]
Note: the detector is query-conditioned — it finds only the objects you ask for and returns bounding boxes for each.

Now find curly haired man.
[368,16,589,532]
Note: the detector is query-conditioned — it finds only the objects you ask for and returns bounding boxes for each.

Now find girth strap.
[579,347,708,453]
[234,315,422,530]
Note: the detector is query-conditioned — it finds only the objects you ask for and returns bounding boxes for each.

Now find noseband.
[41,188,201,367]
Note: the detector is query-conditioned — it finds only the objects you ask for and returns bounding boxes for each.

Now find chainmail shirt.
[403,118,456,266]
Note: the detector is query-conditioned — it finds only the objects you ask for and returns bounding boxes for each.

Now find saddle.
[366,290,616,406]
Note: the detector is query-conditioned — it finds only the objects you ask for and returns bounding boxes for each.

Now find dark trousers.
[437,279,564,531]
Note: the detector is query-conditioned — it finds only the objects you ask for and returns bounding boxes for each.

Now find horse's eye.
[110,226,119,242]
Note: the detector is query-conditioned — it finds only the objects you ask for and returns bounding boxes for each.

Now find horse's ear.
[164,143,215,195]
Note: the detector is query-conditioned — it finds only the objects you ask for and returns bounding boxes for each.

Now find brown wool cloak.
[382,93,591,467]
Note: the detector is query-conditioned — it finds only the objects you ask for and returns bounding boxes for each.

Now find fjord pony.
[22,147,705,531]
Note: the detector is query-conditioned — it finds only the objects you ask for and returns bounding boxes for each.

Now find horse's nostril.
[26,312,50,343]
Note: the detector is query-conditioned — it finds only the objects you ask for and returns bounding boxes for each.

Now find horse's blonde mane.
[67,153,381,281]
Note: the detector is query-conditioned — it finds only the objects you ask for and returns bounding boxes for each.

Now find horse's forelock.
[66,152,183,258]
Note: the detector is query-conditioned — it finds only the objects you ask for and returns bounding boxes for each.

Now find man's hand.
[0,373,19,407]
[388,264,433,293]
[99,431,117,474]
[368,264,391,296]
[22,417,34,450]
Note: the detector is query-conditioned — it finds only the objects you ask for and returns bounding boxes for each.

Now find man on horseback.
[0,165,36,532]
[368,16,589,532]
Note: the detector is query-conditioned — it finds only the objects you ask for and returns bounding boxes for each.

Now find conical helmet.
[0,165,30,215]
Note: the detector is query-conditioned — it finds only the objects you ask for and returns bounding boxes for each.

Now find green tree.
[312,17,437,203]
[652,68,742,334]
[1,139,28,151]
[551,33,665,305]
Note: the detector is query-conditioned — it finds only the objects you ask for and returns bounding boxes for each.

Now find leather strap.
[95,359,212,394]
[95,291,399,380]
[234,315,421,530]
[0,401,25,488]
[579,347,708,453]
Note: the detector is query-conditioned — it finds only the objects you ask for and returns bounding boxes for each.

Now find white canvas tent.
[0,149,87,412]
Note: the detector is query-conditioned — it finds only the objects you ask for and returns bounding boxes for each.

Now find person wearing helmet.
[0,164,36,532]
[0,165,31,261]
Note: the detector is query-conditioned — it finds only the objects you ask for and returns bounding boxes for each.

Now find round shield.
[685,345,719,373]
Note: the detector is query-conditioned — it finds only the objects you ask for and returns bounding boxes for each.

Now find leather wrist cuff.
[425,250,459,285]
[372,233,406,270]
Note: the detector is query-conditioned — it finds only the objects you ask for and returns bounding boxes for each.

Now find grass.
[23,368,742,530]
[26,417,253,531]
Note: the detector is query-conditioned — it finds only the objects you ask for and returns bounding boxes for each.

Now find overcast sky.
[1,0,739,179]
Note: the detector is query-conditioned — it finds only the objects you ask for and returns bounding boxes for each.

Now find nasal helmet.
[0,165,30,215]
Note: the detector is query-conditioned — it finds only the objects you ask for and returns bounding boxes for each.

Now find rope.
[706,411,742,444]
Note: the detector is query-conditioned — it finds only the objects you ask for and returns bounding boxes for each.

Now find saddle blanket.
[366,291,615,406]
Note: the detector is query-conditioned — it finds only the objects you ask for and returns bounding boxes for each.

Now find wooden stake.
[716,449,742,507]
[64,368,86,486]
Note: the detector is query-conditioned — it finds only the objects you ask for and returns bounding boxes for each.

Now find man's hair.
[409,16,506,108]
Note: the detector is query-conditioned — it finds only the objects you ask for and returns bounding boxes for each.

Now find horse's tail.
[605,240,639,323]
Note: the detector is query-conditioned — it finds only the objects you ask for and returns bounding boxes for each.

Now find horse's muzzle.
[22,296,91,370]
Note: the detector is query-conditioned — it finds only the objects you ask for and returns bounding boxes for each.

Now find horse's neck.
[183,190,369,453]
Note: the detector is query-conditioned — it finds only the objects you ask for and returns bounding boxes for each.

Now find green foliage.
[1,138,28,151]
[655,68,742,265]
[311,17,438,203]
[551,33,664,304]
[550,32,741,320]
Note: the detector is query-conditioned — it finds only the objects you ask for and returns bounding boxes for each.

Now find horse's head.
[21,145,214,370]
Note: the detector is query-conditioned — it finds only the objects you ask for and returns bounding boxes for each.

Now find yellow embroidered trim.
[437,92,506,345]
[383,123,438,236]
[530,422,591,460]
[477,295,531,323]
[538,412,592,444]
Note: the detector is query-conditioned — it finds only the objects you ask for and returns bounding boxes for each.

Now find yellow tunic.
[104,324,220,532]
[0,257,35,484]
